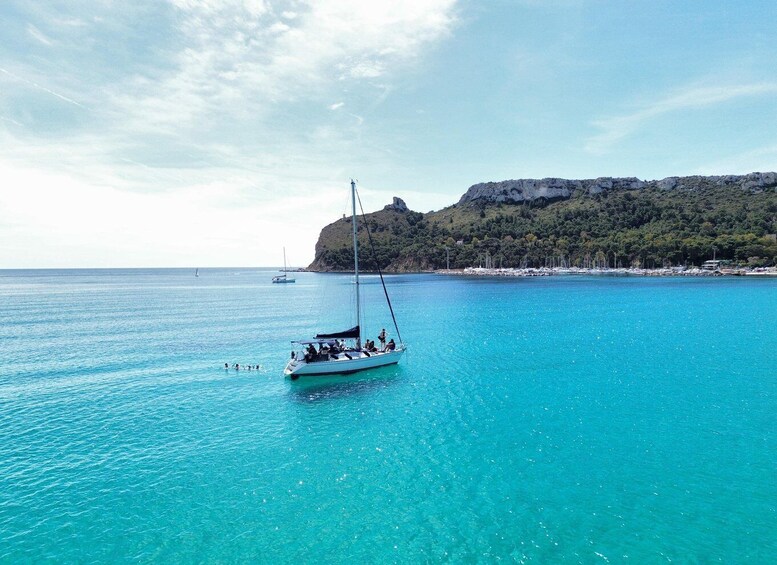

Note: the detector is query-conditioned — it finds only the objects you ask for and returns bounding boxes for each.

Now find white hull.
[284,347,405,377]
[273,247,295,283]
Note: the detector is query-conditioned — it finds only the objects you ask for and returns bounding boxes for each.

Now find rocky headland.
[308,173,777,272]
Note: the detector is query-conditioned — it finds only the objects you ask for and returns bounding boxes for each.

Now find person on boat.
[386,339,396,351]
[378,328,386,349]
[224,363,229,369]
[307,343,317,358]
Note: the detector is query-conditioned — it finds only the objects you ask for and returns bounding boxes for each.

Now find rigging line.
[355,186,404,346]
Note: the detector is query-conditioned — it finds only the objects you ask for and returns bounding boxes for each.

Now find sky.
[2,0,777,268]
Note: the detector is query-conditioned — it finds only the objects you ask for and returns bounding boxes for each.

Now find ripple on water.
[0,271,775,562]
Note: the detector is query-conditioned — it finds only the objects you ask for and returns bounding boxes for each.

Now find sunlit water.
[0,269,775,562]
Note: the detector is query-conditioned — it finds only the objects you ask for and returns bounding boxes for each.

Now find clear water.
[0,269,775,562]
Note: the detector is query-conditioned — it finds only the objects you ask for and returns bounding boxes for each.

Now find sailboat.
[283,180,406,378]
[272,247,296,283]
[195,268,199,277]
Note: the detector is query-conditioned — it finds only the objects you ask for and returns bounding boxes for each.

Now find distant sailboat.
[195,268,199,277]
[272,248,295,283]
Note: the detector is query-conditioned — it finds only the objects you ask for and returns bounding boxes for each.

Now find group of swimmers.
[224,363,261,371]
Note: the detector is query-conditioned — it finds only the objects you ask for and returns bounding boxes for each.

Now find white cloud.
[0,115,23,127]
[585,82,777,154]
[347,61,384,78]
[27,24,53,45]
[0,67,87,109]
[694,143,777,176]
[269,21,290,33]
[0,160,348,268]
[110,0,456,133]
[0,0,458,267]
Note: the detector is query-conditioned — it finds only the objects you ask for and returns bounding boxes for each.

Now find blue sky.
[2,0,776,267]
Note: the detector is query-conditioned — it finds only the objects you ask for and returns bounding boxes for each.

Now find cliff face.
[458,172,777,205]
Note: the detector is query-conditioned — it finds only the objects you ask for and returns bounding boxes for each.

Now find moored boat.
[272,247,295,283]
[283,180,405,378]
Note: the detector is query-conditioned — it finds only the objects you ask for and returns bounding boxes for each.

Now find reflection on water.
[286,370,401,403]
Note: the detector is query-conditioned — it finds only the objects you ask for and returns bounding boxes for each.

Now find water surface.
[0,269,775,562]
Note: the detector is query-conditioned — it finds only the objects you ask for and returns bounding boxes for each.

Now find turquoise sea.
[0,269,775,563]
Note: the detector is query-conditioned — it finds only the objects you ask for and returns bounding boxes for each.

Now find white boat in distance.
[272,247,295,283]
[284,180,406,378]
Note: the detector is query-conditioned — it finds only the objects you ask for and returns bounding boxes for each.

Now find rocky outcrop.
[384,197,408,212]
[458,172,777,205]
[307,197,418,272]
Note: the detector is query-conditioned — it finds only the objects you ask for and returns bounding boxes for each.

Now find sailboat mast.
[283,247,287,274]
[351,179,361,347]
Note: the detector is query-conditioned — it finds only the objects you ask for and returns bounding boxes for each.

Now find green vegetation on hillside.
[310,185,777,271]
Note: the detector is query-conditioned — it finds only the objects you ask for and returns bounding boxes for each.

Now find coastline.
[435,266,777,277]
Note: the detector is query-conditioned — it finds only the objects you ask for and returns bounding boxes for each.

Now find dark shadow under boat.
[286,368,401,404]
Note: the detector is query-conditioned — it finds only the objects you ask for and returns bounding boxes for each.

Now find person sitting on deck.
[306,343,317,362]
[386,339,396,351]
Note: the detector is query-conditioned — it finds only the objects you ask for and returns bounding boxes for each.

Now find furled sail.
[315,325,360,339]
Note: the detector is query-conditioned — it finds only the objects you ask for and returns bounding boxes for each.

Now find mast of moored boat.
[282,246,287,276]
[351,179,361,348]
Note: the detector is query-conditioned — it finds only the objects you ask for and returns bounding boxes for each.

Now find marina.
[439,266,777,277]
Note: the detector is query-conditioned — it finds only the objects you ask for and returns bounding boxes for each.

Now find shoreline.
[435,266,777,278]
